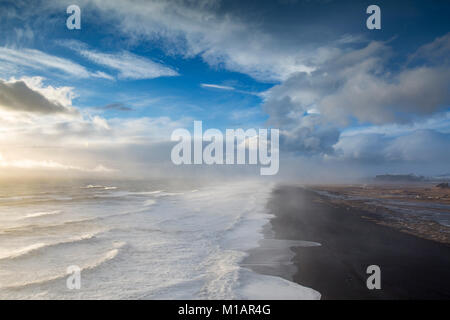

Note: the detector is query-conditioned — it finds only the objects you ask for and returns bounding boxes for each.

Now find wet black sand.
[245,185,450,299]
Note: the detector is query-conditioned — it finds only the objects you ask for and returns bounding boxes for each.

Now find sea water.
[0,179,320,299]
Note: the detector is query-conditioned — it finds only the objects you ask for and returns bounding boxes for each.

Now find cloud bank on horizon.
[0,0,449,180]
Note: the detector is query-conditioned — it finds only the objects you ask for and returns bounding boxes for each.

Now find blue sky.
[0,0,449,180]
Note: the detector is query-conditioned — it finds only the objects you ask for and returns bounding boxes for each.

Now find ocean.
[0,179,319,299]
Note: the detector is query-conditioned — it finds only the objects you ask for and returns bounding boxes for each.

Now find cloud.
[409,33,450,66]
[278,113,340,155]
[0,0,448,177]
[342,111,450,137]
[332,133,388,163]
[256,34,450,163]
[56,0,321,82]
[319,65,450,125]
[79,50,178,80]
[0,153,115,172]
[262,91,340,155]
[5,0,372,83]
[201,83,235,91]
[200,83,260,97]
[13,26,34,43]
[230,107,261,120]
[333,129,450,165]
[0,77,78,114]
[0,47,112,79]
[63,41,178,80]
[98,102,133,112]
[384,130,450,163]
[267,37,450,126]
[0,93,192,177]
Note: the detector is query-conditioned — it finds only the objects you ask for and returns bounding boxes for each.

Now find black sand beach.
[245,185,450,299]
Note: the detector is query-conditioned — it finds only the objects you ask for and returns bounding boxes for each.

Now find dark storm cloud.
[0,79,76,114]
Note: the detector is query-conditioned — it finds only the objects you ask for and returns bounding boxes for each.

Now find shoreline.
[244,184,450,299]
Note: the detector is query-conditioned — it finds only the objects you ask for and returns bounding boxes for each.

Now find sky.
[0,0,449,181]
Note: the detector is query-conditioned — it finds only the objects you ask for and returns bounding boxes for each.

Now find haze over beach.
[0,0,449,300]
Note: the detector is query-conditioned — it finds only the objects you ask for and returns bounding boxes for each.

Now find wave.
[0,232,102,261]
[136,190,162,195]
[0,195,72,204]
[236,269,321,300]
[23,210,62,219]
[2,242,125,290]
[0,208,150,236]
[81,185,118,190]
[0,195,38,202]
[144,199,156,206]
[153,192,184,197]
[125,190,162,196]
[0,243,47,260]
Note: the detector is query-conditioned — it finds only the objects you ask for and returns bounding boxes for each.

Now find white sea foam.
[136,190,162,195]
[144,199,156,206]
[236,270,320,300]
[81,185,118,190]
[0,243,47,260]
[154,192,184,197]
[23,210,62,219]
